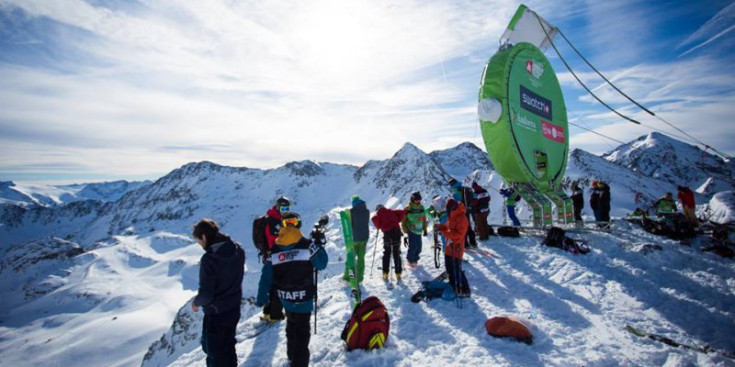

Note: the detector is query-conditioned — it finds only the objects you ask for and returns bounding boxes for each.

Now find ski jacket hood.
[275,226,304,246]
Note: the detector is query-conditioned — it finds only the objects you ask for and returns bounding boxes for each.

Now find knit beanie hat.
[351,195,362,206]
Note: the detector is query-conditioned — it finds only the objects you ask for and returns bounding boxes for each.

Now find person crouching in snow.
[191,218,245,367]
[436,199,471,298]
[256,212,328,367]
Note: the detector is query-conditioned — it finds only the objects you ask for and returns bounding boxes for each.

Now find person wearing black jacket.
[589,181,601,222]
[192,218,245,367]
[570,182,584,223]
[471,181,491,240]
[598,182,611,224]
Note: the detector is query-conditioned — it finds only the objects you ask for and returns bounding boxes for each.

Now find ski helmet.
[275,196,291,211]
[375,204,385,211]
[446,199,458,212]
[448,178,458,186]
[281,212,302,228]
[410,191,422,202]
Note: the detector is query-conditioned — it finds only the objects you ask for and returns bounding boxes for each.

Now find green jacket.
[401,203,427,235]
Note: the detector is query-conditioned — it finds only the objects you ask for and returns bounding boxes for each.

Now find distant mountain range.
[1,133,733,367]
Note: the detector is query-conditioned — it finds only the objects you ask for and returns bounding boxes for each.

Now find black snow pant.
[263,282,284,320]
[286,311,311,367]
[573,205,583,222]
[445,255,470,295]
[201,307,240,367]
[382,228,403,275]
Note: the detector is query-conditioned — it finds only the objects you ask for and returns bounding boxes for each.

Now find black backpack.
[252,215,270,254]
[543,227,566,248]
[497,226,520,237]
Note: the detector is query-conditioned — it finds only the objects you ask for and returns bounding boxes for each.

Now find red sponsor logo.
[542,120,565,143]
[526,60,533,75]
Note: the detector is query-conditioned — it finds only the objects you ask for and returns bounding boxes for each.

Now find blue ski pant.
[506,206,521,227]
[406,231,422,263]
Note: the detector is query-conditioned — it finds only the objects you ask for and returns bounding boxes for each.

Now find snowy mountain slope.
[565,148,683,218]
[2,138,735,367]
[0,180,151,208]
[0,232,200,367]
[144,221,735,367]
[704,191,735,224]
[429,141,493,179]
[603,133,735,197]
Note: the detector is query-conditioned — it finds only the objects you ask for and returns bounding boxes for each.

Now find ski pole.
[314,269,318,334]
[370,227,379,277]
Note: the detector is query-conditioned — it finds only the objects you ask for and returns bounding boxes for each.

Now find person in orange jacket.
[436,199,470,297]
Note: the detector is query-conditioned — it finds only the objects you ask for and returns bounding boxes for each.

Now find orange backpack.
[340,296,390,351]
[485,316,533,344]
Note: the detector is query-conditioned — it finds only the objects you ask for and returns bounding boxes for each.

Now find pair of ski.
[625,324,735,360]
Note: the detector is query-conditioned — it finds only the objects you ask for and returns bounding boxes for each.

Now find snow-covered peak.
[279,160,326,177]
[603,133,734,195]
[705,191,735,224]
[430,142,492,178]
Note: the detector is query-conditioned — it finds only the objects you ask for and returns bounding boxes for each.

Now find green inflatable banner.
[478,42,568,191]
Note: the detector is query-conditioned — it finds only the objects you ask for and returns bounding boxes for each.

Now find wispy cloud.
[678,2,735,57]
[0,0,733,183]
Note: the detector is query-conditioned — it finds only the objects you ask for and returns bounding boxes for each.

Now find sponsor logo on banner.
[542,120,565,143]
[525,59,544,79]
[520,85,552,120]
[512,109,538,132]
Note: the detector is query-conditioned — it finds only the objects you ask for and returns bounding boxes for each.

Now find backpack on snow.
[542,227,566,248]
[497,226,520,237]
[252,215,270,254]
[542,227,590,254]
[340,296,390,351]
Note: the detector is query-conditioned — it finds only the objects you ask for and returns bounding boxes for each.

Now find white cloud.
[0,0,733,183]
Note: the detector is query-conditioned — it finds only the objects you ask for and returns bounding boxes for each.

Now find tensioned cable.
[557,29,655,116]
[532,14,642,125]
[568,121,626,145]
[534,11,732,160]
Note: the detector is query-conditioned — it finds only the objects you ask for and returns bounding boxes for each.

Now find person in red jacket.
[436,199,470,297]
[677,186,697,225]
[371,204,406,282]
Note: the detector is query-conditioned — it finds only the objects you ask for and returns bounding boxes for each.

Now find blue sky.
[0,0,733,184]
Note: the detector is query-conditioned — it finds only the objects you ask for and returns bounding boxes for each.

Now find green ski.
[340,210,361,306]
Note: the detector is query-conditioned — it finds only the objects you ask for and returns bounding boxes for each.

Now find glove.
[423,229,428,236]
[309,241,323,257]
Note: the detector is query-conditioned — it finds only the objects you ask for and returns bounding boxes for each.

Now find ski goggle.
[282,217,300,227]
[278,205,290,213]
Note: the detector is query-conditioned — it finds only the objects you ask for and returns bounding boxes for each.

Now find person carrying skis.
[256,212,328,367]
[372,204,405,282]
[449,178,478,248]
[435,199,470,297]
[471,181,491,240]
[654,192,677,217]
[570,182,584,223]
[676,186,697,225]
[344,195,369,287]
[401,191,428,268]
[589,181,601,222]
[258,196,290,322]
[598,182,611,226]
[427,195,448,247]
[499,184,521,227]
[191,218,245,367]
